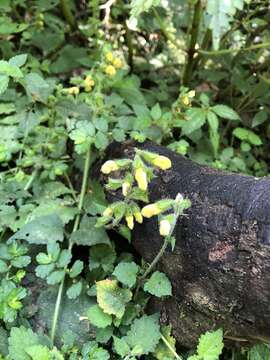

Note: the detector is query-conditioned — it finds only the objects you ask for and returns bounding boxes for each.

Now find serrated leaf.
[197,329,224,360]
[70,216,110,247]
[181,108,206,135]
[87,304,112,328]
[0,75,9,95]
[66,281,82,299]
[9,215,64,245]
[0,60,23,78]
[35,263,55,279]
[96,279,132,318]
[144,271,172,297]
[25,345,51,360]
[151,103,162,121]
[233,127,262,146]
[113,262,139,288]
[113,336,130,357]
[69,260,84,278]
[212,105,239,120]
[125,314,161,355]
[9,54,27,67]
[8,326,39,360]
[23,73,51,103]
[47,270,65,285]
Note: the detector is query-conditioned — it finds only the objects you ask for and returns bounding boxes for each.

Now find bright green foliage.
[154,325,176,360]
[188,329,224,360]
[8,326,39,360]
[125,314,161,355]
[87,304,112,328]
[96,279,132,318]
[112,261,139,288]
[144,271,172,297]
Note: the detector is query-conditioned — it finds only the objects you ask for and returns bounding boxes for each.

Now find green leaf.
[66,281,82,300]
[130,0,161,18]
[211,105,239,120]
[9,54,27,67]
[144,271,172,297]
[252,111,268,128]
[0,75,9,95]
[206,0,244,49]
[0,259,8,273]
[113,262,139,288]
[69,260,84,278]
[154,325,176,360]
[23,73,51,103]
[9,215,64,245]
[207,111,220,157]
[113,336,130,357]
[87,304,112,328]
[125,314,161,355]
[249,344,270,360]
[151,103,162,121]
[70,216,110,247]
[233,127,262,146]
[0,60,23,78]
[8,326,39,360]
[0,326,8,356]
[96,279,132,318]
[197,329,224,360]
[25,345,51,360]
[89,244,116,273]
[47,270,65,285]
[84,181,107,216]
[181,108,206,135]
[35,263,55,279]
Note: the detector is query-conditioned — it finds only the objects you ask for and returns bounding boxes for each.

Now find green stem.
[124,21,134,71]
[199,41,270,56]
[152,8,178,48]
[24,169,38,191]
[64,173,77,202]
[161,334,182,360]
[60,0,76,30]
[50,147,91,344]
[182,0,202,86]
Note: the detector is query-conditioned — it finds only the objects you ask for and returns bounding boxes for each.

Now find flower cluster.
[98,149,190,236]
[104,51,123,77]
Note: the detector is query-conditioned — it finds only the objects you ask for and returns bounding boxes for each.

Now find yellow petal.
[101,160,119,174]
[141,204,160,218]
[126,215,134,230]
[134,212,143,224]
[135,168,148,191]
[153,155,172,170]
[159,219,171,236]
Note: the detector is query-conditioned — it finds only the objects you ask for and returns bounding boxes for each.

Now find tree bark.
[105,141,270,347]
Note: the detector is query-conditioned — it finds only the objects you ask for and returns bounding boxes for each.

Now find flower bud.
[105,65,116,77]
[103,207,113,217]
[126,215,134,230]
[101,160,119,174]
[134,211,143,224]
[141,204,161,218]
[135,168,148,191]
[153,155,172,170]
[122,182,131,196]
[159,219,171,236]
[67,86,79,95]
[113,58,123,69]
[105,52,114,62]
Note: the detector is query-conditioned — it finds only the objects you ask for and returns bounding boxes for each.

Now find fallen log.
[105,141,270,347]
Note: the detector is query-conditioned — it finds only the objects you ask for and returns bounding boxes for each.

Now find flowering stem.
[134,202,181,298]
[50,147,91,344]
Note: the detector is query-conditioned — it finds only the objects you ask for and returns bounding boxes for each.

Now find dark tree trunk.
[105,141,270,347]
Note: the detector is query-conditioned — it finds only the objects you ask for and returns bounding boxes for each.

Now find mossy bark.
[105,141,270,347]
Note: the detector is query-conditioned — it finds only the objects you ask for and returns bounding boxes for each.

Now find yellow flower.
[153,155,172,170]
[113,58,123,69]
[181,95,190,106]
[84,75,95,92]
[105,65,116,77]
[134,211,143,224]
[105,52,114,62]
[101,160,119,174]
[103,207,113,217]
[135,168,148,191]
[159,219,171,236]
[141,204,161,218]
[126,215,134,230]
[188,90,195,98]
[67,86,79,95]
[122,182,131,197]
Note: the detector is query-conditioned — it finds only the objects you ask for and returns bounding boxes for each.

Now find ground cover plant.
[0,0,270,359]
